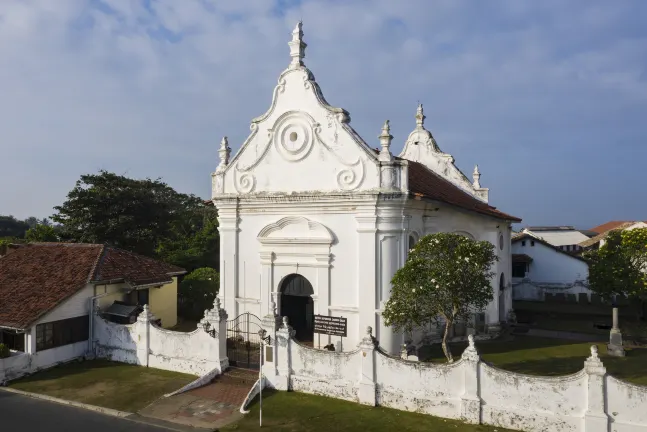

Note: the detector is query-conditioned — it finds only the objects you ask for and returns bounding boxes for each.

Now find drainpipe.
[87,292,114,357]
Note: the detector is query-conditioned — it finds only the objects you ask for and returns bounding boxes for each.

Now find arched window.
[280,274,314,297]
[409,233,418,250]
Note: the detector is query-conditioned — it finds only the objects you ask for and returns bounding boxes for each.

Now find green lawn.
[8,359,196,412]
[224,390,513,432]
[419,336,647,386]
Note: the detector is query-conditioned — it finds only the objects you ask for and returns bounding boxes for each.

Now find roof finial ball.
[288,21,307,69]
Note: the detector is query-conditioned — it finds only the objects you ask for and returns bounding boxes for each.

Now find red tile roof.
[406,160,522,222]
[0,243,185,329]
[589,220,646,234]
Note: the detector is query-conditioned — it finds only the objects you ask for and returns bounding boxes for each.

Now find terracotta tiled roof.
[579,222,637,248]
[406,160,522,222]
[589,221,642,234]
[0,243,186,329]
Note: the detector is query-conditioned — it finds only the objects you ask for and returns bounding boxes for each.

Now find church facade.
[211,23,521,354]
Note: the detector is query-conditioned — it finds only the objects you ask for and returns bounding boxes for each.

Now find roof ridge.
[88,244,107,283]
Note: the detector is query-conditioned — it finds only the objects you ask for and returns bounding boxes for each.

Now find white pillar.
[274,317,293,391]
[357,326,377,406]
[216,203,239,318]
[583,346,609,432]
[315,254,331,316]
[356,213,378,348]
[136,305,153,367]
[460,335,481,423]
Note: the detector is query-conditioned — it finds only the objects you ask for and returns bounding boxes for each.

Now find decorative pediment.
[257,216,334,245]
[399,104,489,203]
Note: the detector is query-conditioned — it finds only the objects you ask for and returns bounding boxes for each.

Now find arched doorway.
[280,274,314,343]
[499,273,506,322]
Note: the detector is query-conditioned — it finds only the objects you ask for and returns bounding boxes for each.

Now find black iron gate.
[226,312,262,370]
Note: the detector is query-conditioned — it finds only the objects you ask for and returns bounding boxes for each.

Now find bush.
[0,343,10,358]
[178,267,219,321]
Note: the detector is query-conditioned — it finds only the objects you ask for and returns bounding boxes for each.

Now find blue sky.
[0,0,645,229]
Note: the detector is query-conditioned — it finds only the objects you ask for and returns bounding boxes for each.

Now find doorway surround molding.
[258,216,333,318]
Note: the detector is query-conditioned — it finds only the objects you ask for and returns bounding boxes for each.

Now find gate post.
[583,346,609,432]
[136,305,154,367]
[274,316,294,391]
[357,326,377,406]
[261,305,281,388]
[200,297,229,372]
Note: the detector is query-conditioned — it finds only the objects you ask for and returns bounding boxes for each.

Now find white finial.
[590,345,599,359]
[472,164,481,188]
[379,120,393,161]
[218,137,231,170]
[288,21,307,69]
[416,103,425,128]
[468,334,475,348]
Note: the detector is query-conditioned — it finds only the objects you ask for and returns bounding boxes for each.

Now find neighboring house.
[210,23,521,354]
[580,221,647,251]
[0,243,185,381]
[511,233,589,302]
[517,226,591,254]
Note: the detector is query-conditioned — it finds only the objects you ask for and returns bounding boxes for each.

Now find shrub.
[0,343,10,359]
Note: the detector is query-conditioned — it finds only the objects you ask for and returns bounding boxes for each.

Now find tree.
[25,224,59,242]
[382,233,498,362]
[51,171,208,259]
[178,267,219,320]
[584,228,647,320]
[0,215,30,238]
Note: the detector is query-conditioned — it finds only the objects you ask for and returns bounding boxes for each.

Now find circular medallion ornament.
[273,112,314,162]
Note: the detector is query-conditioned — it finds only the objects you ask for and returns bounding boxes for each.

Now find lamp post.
[257,328,271,427]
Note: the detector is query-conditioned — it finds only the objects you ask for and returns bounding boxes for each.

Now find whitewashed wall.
[261,318,647,432]
[512,240,589,284]
[94,300,228,377]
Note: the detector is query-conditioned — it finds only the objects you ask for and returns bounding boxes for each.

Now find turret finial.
[288,21,307,69]
[472,164,481,188]
[379,120,393,162]
[217,136,231,171]
[416,103,425,128]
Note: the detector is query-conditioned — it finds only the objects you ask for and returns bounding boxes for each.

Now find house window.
[137,288,150,306]
[512,262,527,278]
[0,330,25,352]
[531,241,535,247]
[521,241,526,246]
[409,235,417,250]
[35,315,89,352]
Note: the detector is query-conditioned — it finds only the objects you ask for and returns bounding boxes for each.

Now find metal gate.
[226,312,262,370]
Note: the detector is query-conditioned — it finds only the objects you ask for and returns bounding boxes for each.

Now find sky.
[0,0,646,230]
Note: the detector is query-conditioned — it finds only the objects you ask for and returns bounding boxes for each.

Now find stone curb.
[0,386,131,418]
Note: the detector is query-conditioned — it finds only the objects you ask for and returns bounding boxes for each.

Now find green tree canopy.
[584,228,647,319]
[0,215,30,238]
[383,232,498,362]
[51,171,217,268]
[178,267,219,320]
[25,224,60,242]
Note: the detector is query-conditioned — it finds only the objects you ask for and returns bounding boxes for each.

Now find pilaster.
[356,213,378,347]
[260,251,274,316]
[315,254,331,316]
[357,326,377,406]
[274,317,294,391]
[216,202,239,318]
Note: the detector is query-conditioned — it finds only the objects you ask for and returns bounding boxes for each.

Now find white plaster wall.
[289,341,361,402]
[512,240,589,283]
[375,350,463,419]
[33,284,95,325]
[148,325,219,376]
[513,281,592,302]
[30,341,88,370]
[606,376,647,431]
[93,316,138,364]
[480,363,587,431]
[0,351,30,381]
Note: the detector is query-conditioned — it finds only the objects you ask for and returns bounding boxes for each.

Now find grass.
[8,359,196,412]
[419,336,647,386]
[224,390,514,432]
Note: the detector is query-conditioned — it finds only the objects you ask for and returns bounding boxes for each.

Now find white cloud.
[0,0,646,227]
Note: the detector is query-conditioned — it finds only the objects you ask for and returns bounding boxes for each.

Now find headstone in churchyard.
[607,307,625,357]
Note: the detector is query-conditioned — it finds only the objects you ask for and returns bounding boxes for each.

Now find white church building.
[211,23,521,354]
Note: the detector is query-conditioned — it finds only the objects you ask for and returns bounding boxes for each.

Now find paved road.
[0,390,189,432]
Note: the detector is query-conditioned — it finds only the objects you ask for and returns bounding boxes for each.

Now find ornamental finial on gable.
[472,164,481,188]
[416,103,425,128]
[288,21,307,69]
[379,120,393,161]
[217,136,231,171]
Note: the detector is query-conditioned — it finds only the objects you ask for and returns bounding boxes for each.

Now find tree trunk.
[442,319,454,363]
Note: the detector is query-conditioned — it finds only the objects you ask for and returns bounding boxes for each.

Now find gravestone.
[607,307,625,357]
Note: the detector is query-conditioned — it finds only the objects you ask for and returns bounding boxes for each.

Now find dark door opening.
[280,274,314,343]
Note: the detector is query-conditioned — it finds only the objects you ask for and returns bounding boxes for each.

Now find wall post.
[357,326,377,406]
[583,345,609,432]
[136,304,154,367]
[274,316,293,391]
[460,335,481,424]
[199,296,229,372]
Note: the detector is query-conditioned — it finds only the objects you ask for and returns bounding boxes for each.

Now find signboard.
[313,315,347,337]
